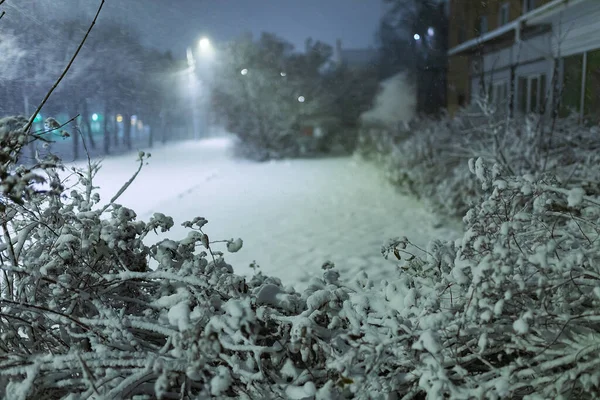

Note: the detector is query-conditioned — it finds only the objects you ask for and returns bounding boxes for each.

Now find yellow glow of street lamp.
[116,114,124,123]
[199,37,211,52]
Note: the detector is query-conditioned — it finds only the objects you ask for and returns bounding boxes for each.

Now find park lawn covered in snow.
[71,135,459,289]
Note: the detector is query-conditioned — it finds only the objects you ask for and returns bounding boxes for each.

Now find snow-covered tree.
[213,33,336,160]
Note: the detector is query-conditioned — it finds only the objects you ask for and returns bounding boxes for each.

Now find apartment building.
[447,0,600,121]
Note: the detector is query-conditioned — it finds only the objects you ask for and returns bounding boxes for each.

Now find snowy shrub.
[0,116,63,208]
[3,112,600,398]
[359,103,600,218]
[316,159,600,398]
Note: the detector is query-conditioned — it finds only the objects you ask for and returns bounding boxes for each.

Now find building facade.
[447,0,600,121]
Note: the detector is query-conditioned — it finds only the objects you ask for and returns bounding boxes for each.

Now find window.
[499,3,510,26]
[518,77,528,113]
[523,0,536,13]
[530,76,539,112]
[584,49,600,123]
[560,54,584,117]
[479,15,488,35]
[493,81,509,110]
[518,74,547,114]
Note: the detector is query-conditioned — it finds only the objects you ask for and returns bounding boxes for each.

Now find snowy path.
[76,136,459,290]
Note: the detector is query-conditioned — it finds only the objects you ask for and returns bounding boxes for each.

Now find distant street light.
[241,68,249,76]
[199,37,211,52]
[298,96,305,103]
[280,72,287,77]
[427,27,435,36]
[92,113,99,122]
[414,33,421,41]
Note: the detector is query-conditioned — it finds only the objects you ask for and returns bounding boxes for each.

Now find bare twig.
[78,127,95,205]
[33,114,80,136]
[101,156,145,213]
[23,0,105,134]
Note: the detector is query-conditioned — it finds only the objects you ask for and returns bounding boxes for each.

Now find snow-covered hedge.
[358,105,600,218]
[2,120,600,398]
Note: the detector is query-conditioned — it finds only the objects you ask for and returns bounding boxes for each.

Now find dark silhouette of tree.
[377,0,448,115]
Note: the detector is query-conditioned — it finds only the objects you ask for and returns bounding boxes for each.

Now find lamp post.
[187,36,214,139]
[197,37,214,138]
[186,47,201,140]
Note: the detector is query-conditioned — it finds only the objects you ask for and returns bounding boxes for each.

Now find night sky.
[6,0,385,56]
[108,0,384,56]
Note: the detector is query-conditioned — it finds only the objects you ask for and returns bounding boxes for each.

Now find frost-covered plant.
[0,116,63,208]
[2,114,600,398]
[358,103,600,218]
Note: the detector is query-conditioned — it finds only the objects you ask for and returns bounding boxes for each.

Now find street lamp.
[199,37,211,52]
[186,36,215,140]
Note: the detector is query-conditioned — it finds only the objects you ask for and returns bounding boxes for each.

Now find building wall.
[447,55,470,115]
[447,0,556,112]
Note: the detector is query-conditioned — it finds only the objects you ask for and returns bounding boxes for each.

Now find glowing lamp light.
[199,37,211,51]
[116,114,124,123]
[428,27,435,36]
[414,33,421,41]
[241,68,248,75]
[92,113,99,122]
[298,96,305,103]
[280,72,287,77]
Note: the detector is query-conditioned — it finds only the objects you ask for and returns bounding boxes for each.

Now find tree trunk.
[103,101,111,155]
[81,100,97,150]
[72,103,79,160]
[124,113,132,150]
[148,115,158,149]
[112,112,119,148]
[161,112,168,145]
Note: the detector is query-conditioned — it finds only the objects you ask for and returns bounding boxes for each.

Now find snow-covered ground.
[71,135,460,290]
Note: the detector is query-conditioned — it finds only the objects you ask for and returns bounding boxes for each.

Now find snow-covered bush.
[3,113,600,398]
[322,159,600,398]
[359,103,600,218]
